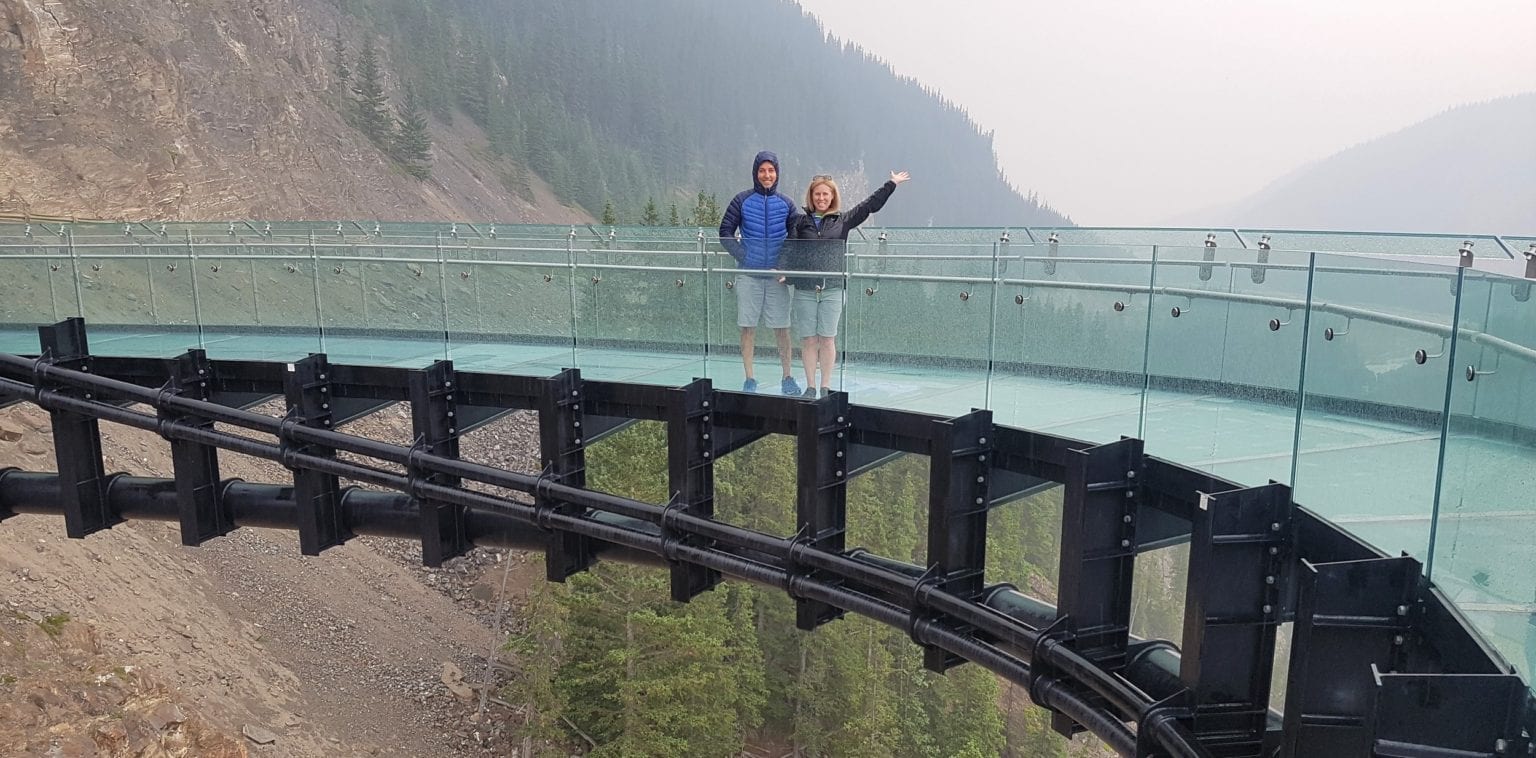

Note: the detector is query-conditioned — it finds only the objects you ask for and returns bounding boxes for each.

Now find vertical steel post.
[410,360,469,567]
[283,353,348,554]
[665,377,720,601]
[39,318,116,538]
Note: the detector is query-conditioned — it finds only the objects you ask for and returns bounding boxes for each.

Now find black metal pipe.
[0,471,667,565]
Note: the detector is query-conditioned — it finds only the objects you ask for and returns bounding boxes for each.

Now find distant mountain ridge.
[1170,93,1536,235]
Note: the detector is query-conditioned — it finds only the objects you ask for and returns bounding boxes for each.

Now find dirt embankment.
[0,400,554,757]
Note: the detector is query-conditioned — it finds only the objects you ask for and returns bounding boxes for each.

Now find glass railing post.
[566,226,578,368]
[1136,245,1157,438]
[309,231,326,353]
[67,230,84,323]
[1287,254,1318,487]
[435,231,451,360]
[1426,266,1466,579]
[186,231,205,348]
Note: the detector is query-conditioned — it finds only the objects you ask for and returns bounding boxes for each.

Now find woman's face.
[811,184,835,213]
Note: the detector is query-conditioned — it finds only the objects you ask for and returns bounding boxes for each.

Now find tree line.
[497,423,1094,757]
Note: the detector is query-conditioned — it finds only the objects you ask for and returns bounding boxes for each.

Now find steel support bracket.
[160,349,232,546]
[1368,667,1530,757]
[409,360,468,567]
[39,318,117,538]
[919,408,993,671]
[536,368,594,581]
[1281,555,1421,757]
[792,390,850,630]
[1052,436,1144,736]
[1180,481,1294,756]
[283,353,349,555]
[664,378,720,602]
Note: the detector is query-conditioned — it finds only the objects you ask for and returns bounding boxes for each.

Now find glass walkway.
[2,220,1533,686]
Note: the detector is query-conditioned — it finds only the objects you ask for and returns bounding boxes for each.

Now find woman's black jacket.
[782,180,897,290]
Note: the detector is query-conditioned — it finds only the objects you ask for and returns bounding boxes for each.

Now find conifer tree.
[639,198,661,226]
[392,89,433,179]
[350,37,394,145]
[601,200,617,226]
[667,204,680,227]
[330,28,350,97]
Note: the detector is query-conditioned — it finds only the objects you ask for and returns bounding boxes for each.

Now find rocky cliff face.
[0,0,585,222]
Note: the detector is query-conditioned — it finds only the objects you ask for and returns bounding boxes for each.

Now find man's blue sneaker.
[782,376,802,395]
[743,378,758,393]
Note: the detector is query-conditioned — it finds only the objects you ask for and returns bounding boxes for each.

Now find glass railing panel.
[195,244,324,359]
[141,243,198,329]
[1431,267,1536,684]
[1141,245,1311,485]
[312,242,447,367]
[991,243,1154,442]
[1293,253,1464,562]
[443,242,576,375]
[569,239,710,385]
[840,241,997,412]
[0,240,78,352]
[1245,230,1503,258]
[70,242,201,357]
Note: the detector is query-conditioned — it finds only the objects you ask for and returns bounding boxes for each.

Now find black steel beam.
[282,353,350,554]
[39,318,116,538]
[410,360,468,567]
[846,444,905,479]
[792,390,849,630]
[988,467,1055,509]
[1050,436,1143,737]
[1368,668,1530,756]
[1058,436,1142,665]
[711,425,770,459]
[920,408,993,671]
[665,378,720,601]
[536,368,595,581]
[1282,555,1420,758]
[1179,482,1293,756]
[161,350,233,546]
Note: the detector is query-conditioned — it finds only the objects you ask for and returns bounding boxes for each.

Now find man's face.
[756,162,777,189]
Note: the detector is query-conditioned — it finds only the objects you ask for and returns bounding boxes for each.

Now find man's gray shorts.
[735,273,791,329]
[792,287,845,340]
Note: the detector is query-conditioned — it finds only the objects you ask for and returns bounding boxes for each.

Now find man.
[719,150,802,394]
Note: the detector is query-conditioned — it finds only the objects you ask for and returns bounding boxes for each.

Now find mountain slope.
[0,0,585,221]
[1173,93,1536,234]
[1,0,1066,226]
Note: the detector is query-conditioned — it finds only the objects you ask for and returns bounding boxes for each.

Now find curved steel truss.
[0,318,1529,758]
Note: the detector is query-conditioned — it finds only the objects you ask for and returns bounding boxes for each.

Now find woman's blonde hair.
[805,175,841,214]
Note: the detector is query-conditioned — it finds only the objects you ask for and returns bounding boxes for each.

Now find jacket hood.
[752,150,780,194]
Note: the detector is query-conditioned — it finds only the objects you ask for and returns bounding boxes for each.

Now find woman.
[782,171,911,398]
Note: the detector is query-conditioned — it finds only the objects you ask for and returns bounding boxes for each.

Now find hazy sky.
[794,0,1536,225]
